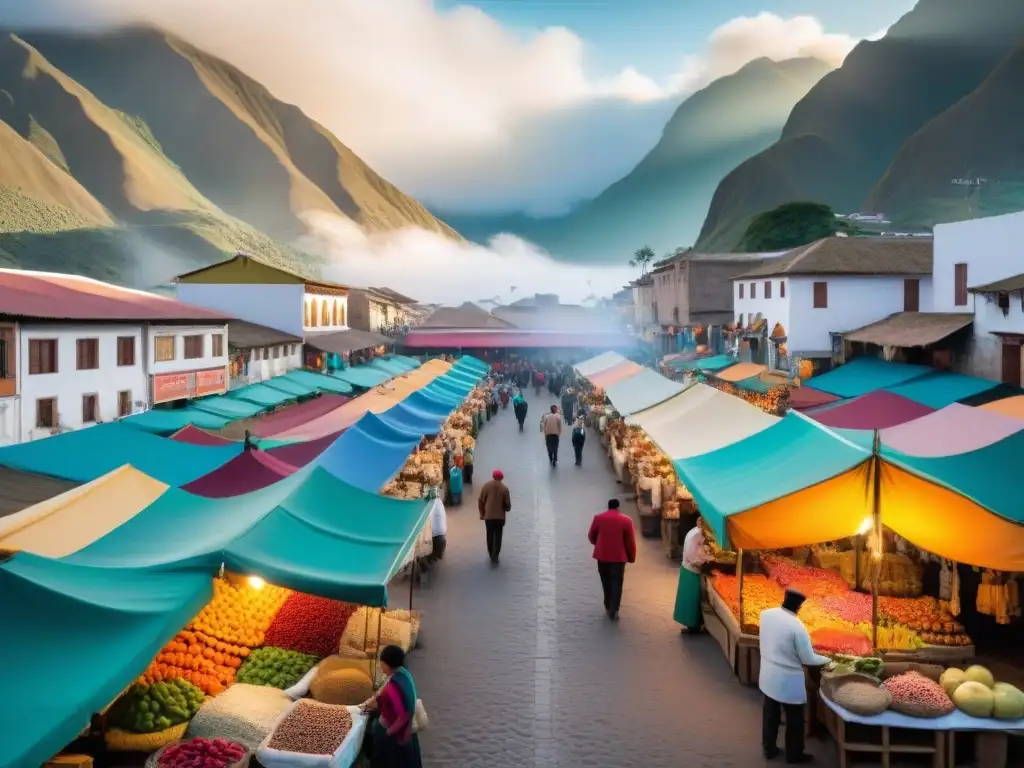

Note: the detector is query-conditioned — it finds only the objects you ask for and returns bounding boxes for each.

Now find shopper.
[674,520,709,633]
[360,645,424,768]
[478,469,512,565]
[587,499,637,620]
[759,589,829,763]
[540,405,562,466]
[513,390,529,431]
[571,415,586,466]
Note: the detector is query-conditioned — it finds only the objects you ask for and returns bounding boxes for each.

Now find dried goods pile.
[187,684,292,751]
[884,672,954,717]
[110,680,205,734]
[310,667,375,706]
[267,700,354,755]
[263,593,358,657]
[340,607,413,653]
[156,737,247,768]
[236,647,319,690]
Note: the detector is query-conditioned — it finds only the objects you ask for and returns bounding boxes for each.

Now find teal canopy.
[193,394,267,419]
[121,407,231,435]
[733,374,775,393]
[674,414,871,548]
[370,358,409,376]
[263,375,318,398]
[282,370,355,395]
[331,365,391,389]
[807,358,931,398]
[885,371,998,409]
[227,382,297,408]
[223,468,431,605]
[443,369,481,389]
[0,422,241,484]
[418,382,464,407]
[0,553,212,768]
[455,354,488,373]
[387,354,421,370]
[670,354,735,372]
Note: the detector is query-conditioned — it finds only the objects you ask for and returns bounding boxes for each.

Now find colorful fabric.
[673,566,702,628]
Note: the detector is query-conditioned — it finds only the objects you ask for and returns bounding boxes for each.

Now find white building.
[0,269,230,446]
[731,237,934,367]
[226,320,303,388]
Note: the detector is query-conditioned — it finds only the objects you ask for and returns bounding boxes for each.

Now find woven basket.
[145,740,250,768]
[828,678,892,717]
[105,722,188,752]
[820,671,883,701]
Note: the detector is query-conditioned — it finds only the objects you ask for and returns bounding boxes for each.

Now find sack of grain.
[257,699,365,768]
[830,678,892,717]
[310,668,375,706]
[186,684,292,751]
[881,662,943,683]
[340,607,413,653]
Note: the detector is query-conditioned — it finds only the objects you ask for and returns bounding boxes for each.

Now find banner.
[152,367,227,404]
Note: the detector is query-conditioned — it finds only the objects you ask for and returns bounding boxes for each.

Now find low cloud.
[300,212,635,305]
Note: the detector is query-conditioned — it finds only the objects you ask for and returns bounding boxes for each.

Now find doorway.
[1000,342,1021,387]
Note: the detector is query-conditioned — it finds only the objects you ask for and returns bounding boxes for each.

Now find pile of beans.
[884,671,954,717]
[267,700,353,755]
[263,594,359,657]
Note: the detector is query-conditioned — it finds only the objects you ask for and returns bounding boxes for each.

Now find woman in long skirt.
[362,645,423,768]
[674,522,710,633]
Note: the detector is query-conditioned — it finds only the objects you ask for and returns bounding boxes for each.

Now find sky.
[3,0,914,215]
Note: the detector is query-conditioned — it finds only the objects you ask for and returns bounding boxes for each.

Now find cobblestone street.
[406,394,838,768]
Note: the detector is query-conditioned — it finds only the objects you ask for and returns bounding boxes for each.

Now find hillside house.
[347,287,418,337]
[630,275,657,343]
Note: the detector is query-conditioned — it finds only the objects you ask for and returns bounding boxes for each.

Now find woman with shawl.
[361,645,423,768]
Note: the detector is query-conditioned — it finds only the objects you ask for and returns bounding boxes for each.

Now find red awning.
[402,331,634,349]
[787,386,841,411]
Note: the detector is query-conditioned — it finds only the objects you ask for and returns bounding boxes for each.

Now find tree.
[629,245,655,275]
[738,201,857,252]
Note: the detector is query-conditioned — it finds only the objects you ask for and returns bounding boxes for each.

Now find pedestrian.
[587,499,636,620]
[759,589,829,763]
[463,442,474,484]
[540,404,562,466]
[560,386,576,424]
[674,520,710,633]
[478,469,511,565]
[513,390,528,431]
[360,645,424,768]
[428,495,447,562]
[534,369,544,396]
[571,415,586,466]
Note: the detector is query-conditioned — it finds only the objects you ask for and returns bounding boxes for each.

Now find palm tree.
[629,245,655,276]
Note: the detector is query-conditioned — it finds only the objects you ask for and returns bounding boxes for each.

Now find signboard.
[152,367,227,404]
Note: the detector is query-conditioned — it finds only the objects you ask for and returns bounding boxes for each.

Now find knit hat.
[492,469,504,480]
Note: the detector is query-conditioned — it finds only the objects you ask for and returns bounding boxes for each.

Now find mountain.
[0,27,457,286]
[441,57,831,262]
[696,0,1024,251]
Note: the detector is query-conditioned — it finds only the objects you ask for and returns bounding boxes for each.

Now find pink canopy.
[788,386,842,411]
[181,449,297,498]
[170,424,235,446]
[806,390,934,430]
[248,394,351,437]
[881,403,1024,457]
[265,431,344,466]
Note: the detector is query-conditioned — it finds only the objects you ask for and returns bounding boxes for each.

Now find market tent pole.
[372,607,384,688]
[737,548,745,631]
[409,556,417,611]
[870,430,882,652]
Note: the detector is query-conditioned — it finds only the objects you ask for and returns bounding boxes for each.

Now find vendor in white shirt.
[673,521,710,633]
[759,589,830,764]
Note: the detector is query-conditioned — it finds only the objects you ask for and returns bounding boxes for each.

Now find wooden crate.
[816,697,947,768]
[947,730,1010,768]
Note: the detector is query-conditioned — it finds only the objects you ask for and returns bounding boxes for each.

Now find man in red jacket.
[587,499,637,620]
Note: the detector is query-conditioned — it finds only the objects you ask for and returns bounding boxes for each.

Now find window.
[333,302,340,326]
[737,313,745,327]
[813,281,828,309]
[272,346,280,359]
[304,302,312,328]
[287,344,295,356]
[764,281,772,300]
[29,339,58,374]
[310,299,319,328]
[117,336,135,366]
[82,393,97,423]
[954,263,968,306]
[0,333,9,378]
[321,300,330,326]
[155,335,175,362]
[183,334,204,359]
[36,397,57,429]
[738,283,744,299]
[780,281,786,299]
[211,333,224,357]
[904,278,920,312]
[76,338,99,370]
[118,390,132,417]
[750,282,756,299]
[337,303,345,326]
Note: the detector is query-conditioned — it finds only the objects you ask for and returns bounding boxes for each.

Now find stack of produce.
[380,479,425,500]
[310,666,375,705]
[761,554,849,597]
[190,579,291,648]
[109,680,205,734]
[140,630,246,695]
[810,628,872,656]
[942,665,1024,720]
[877,595,970,646]
[883,672,954,717]
[339,607,413,653]
[825,654,883,679]
[266,700,354,755]
[153,737,247,768]
[263,593,359,657]
[709,572,783,633]
[446,412,473,432]
[187,684,292,751]
[236,647,319,690]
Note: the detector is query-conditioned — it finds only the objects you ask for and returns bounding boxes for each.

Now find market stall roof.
[404,388,461,416]
[885,370,1000,409]
[805,390,935,430]
[979,394,1024,420]
[265,431,345,466]
[0,553,212,768]
[170,424,234,445]
[627,383,779,460]
[787,385,842,410]
[120,406,231,435]
[587,359,645,389]
[331,365,392,389]
[379,400,447,435]
[387,354,422,370]
[454,354,489,372]
[668,354,736,372]
[226,319,302,349]
[0,423,242,484]
[246,393,352,437]
[574,351,626,377]
[305,328,393,355]
[222,468,432,605]
[716,362,767,382]
[675,414,872,550]
[880,403,1024,457]
[192,393,268,420]
[603,368,686,416]
[0,466,80,519]
[401,329,635,349]
[843,311,974,348]
[227,381,297,408]
[968,273,1024,294]
[371,357,411,376]
[280,370,355,395]
[262,374,319,398]
[314,413,422,491]
[181,448,298,498]
[805,358,932,398]
[0,466,168,557]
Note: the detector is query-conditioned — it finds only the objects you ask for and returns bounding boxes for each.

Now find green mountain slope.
[696,0,1024,251]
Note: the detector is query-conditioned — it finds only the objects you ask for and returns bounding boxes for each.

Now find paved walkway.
[405,393,840,768]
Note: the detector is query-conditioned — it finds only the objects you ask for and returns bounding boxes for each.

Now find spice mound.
[884,671,954,718]
[267,699,354,755]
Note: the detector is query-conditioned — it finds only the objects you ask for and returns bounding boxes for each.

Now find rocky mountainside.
[696,0,1024,250]
[0,27,457,286]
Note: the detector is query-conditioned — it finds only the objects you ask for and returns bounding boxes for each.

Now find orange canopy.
[588,360,644,389]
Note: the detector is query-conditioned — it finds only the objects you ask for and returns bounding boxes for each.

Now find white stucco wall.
[303,292,349,333]
[0,398,15,446]
[237,345,303,386]
[18,323,147,442]
[176,283,305,336]
[733,277,792,340]
[146,325,230,378]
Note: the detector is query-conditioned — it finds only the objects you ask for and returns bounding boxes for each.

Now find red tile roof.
[0,269,231,321]
[402,330,635,349]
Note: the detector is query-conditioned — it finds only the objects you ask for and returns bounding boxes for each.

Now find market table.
[818,692,1024,768]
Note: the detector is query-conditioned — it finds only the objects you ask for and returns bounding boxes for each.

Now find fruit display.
[942,665,1024,720]
[310,667,375,706]
[109,680,205,734]
[139,629,249,696]
[810,628,872,656]
[266,700,354,755]
[877,596,969,646]
[263,593,359,657]
[236,647,319,690]
[761,554,849,597]
[155,737,247,768]
[190,578,291,647]
[883,672,955,717]
[858,623,925,651]
[186,684,292,751]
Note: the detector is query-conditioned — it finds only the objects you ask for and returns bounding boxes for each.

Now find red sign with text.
[152,367,227,404]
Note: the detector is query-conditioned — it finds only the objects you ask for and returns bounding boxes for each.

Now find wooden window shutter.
[954,263,968,306]
[813,281,828,309]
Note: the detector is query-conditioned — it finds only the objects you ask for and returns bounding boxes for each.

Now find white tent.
[574,351,626,377]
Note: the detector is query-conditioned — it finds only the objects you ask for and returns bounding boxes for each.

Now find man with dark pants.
[540,404,562,466]
[478,469,511,565]
[587,499,637,619]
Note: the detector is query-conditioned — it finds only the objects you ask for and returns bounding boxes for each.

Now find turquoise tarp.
[121,407,231,435]
[370,358,409,376]
[808,358,932,398]
[223,468,431,605]
[193,394,267,419]
[379,400,447,435]
[0,422,241,484]
[0,553,212,768]
[455,354,488,373]
[604,368,685,416]
[227,382,297,408]
[404,388,460,415]
[331,366,391,389]
[670,354,735,372]
[315,413,422,491]
[733,374,775,393]
[282,370,355,395]
[434,372,476,394]
[387,354,421,370]
[674,414,871,548]
[449,363,484,382]
[885,371,999,409]
[263,375,318,398]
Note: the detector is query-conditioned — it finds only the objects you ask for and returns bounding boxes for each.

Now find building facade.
[226,320,304,389]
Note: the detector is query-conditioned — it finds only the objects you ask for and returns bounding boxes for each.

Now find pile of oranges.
[189,578,291,647]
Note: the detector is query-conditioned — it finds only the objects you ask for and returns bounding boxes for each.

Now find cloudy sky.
[4,0,915,215]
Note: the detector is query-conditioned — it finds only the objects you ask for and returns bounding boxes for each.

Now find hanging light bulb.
[248,576,266,590]
[857,517,873,535]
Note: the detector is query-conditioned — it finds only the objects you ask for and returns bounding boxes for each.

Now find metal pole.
[736,548,746,631]
[372,606,385,688]
[871,430,882,651]
[362,605,370,656]
[409,554,417,611]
